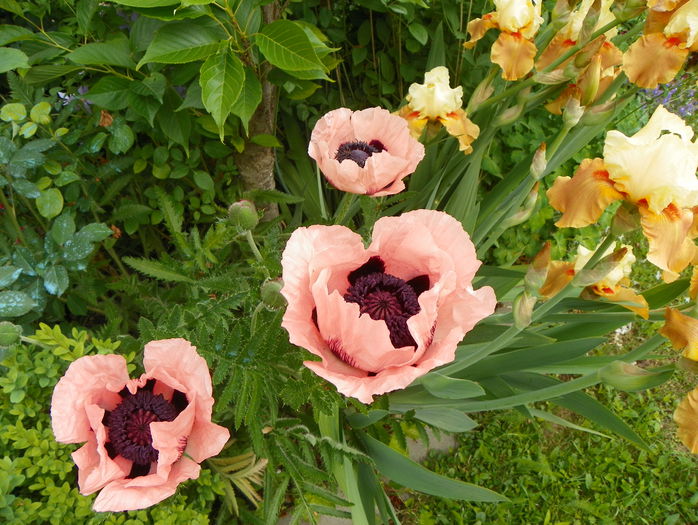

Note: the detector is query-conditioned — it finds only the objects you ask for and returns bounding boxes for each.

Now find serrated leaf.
[0,26,32,46]
[0,266,22,288]
[24,65,82,85]
[123,257,194,283]
[108,124,135,154]
[62,235,94,261]
[138,22,223,67]
[255,20,327,73]
[85,76,132,110]
[76,0,98,35]
[0,290,34,317]
[43,265,69,296]
[230,68,262,134]
[110,0,178,5]
[67,38,136,68]
[0,137,16,163]
[199,50,245,140]
[112,203,152,221]
[130,72,166,102]
[0,47,29,73]
[0,0,23,16]
[36,188,63,219]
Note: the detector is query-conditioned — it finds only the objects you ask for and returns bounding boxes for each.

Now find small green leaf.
[0,266,22,288]
[30,101,52,123]
[254,20,327,73]
[51,213,76,245]
[250,133,282,148]
[55,170,80,187]
[408,22,429,45]
[199,50,245,141]
[108,124,135,154]
[0,290,35,317]
[77,223,113,242]
[36,188,63,219]
[43,265,69,296]
[1,102,26,122]
[18,121,37,138]
[193,170,214,192]
[138,22,223,67]
[0,47,29,73]
[62,235,94,261]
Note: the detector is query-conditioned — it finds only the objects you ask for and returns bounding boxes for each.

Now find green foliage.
[0,325,218,524]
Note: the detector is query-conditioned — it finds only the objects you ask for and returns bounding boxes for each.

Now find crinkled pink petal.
[405,278,450,363]
[73,403,131,495]
[372,210,481,286]
[143,339,213,402]
[304,358,427,404]
[313,275,415,372]
[308,107,424,196]
[184,418,230,464]
[93,457,201,512]
[281,224,367,358]
[51,354,129,444]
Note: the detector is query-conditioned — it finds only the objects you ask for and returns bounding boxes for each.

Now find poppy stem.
[333,193,358,226]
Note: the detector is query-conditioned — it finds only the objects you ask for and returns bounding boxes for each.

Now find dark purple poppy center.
[104,380,188,476]
[343,256,429,348]
[335,140,387,168]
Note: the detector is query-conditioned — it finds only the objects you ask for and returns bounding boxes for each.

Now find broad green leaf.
[138,22,223,67]
[55,170,80,187]
[112,204,152,221]
[362,435,507,501]
[130,72,166,102]
[0,290,34,317]
[43,265,69,296]
[126,91,159,125]
[0,0,23,15]
[230,68,261,134]
[1,103,26,122]
[599,361,673,392]
[76,0,98,35]
[67,39,136,68]
[123,257,195,283]
[199,50,245,140]
[176,82,204,111]
[0,137,15,163]
[255,20,327,73]
[36,188,63,219]
[24,65,82,85]
[0,47,29,73]
[422,372,485,399]
[85,76,132,110]
[0,266,22,288]
[12,179,40,198]
[29,101,51,124]
[414,408,477,432]
[157,90,191,151]
[19,122,37,138]
[0,25,32,46]
[62,234,94,261]
[408,22,428,45]
[51,213,76,245]
[110,0,177,5]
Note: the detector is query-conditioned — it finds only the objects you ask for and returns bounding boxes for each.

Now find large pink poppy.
[51,339,230,512]
[308,107,425,196]
[281,209,496,403]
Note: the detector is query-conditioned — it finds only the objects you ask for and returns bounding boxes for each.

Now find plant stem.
[0,188,26,245]
[244,230,264,264]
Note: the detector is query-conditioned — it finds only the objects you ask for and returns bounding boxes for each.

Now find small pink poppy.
[308,107,425,196]
[51,339,230,512]
[281,209,496,403]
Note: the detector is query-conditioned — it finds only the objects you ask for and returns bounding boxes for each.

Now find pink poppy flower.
[280,209,496,403]
[51,339,230,512]
[308,107,425,196]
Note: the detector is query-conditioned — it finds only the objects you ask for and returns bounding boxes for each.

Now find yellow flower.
[547,106,698,281]
[623,0,696,88]
[407,66,463,119]
[675,385,698,454]
[397,67,480,154]
[539,242,648,318]
[660,307,698,360]
[464,0,542,80]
